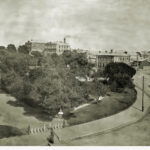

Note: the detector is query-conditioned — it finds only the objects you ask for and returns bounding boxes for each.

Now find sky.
[0,0,150,51]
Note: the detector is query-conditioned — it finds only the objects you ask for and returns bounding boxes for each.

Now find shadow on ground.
[0,125,25,139]
[7,100,50,122]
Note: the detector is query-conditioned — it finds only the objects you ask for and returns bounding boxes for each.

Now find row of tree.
[0,44,30,54]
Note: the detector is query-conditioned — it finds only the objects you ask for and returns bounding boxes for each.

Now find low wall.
[28,121,64,134]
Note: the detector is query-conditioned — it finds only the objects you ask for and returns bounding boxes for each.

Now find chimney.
[64,37,66,43]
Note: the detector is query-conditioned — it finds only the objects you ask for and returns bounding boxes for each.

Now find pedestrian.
[47,128,54,146]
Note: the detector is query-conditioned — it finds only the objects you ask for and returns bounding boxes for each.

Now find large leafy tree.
[0,52,30,76]
[26,55,85,116]
[7,44,16,53]
[0,46,5,50]
[104,62,136,91]
[31,51,42,57]
[62,50,93,77]
[18,45,30,54]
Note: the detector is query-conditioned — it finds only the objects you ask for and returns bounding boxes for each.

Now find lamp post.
[136,54,139,71]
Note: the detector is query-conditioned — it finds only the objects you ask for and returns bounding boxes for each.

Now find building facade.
[87,51,97,64]
[25,41,45,53]
[96,53,130,70]
[43,41,71,56]
[25,39,71,56]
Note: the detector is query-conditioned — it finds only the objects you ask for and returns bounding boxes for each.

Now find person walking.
[47,127,60,146]
[47,128,54,146]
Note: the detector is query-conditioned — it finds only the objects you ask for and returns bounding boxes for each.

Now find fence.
[27,121,65,134]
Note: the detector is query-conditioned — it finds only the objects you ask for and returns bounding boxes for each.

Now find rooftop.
[94,51,130,57]
[99,53,130,56]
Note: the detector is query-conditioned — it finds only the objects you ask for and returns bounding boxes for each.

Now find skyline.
[0,0,150,51]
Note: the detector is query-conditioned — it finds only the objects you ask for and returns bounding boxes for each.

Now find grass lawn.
[0,93,50,129]
[0,92,52,141]
[0,132,50,146]
[65,88,137,126]
[0,125,25,139]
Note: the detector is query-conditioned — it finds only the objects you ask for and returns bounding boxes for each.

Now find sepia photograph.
[0,0,150,147]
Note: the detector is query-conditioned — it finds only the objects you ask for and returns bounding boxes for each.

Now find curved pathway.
[55,73,150,144]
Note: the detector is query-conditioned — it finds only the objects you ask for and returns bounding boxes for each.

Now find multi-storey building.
[44,40,71,56]
[96,52,130,70]
[25,41,45,53]
[87,51,97,64]
[25,38,71,56]
[140,51,149,59]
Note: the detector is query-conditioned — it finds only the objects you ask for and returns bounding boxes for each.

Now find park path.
[55,72,150,144]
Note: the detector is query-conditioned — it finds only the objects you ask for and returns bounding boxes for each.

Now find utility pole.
[142,76,144,112]
[136,54,139,71]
